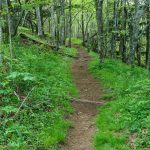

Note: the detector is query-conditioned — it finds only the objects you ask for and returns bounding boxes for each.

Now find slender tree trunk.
[129,0,144,65]
[0,0,2,65]
[0,0,2,45]
[0,26,2,45]
[87,32,90,52]
[53,0,64,50]
[48,16,50,33]
[81,0,85,46]
[146,1,150,70]
[84,13,93,39]
[68,0,72,47]
[6,0,13,68]
[22,11,28,26]
[94,0,104,63]
[56,1,60,50]
[136,43,141,66]
[77,20,80,37]
[61,0,66,45]
[146,1,150,67]
[36,6,44,37]
[28,15,34,33]
[7,0,15,36]
[51,4,56,46]
[111,0,118,58]
[14,10,25,36]
[120,0,127,63]
[129,0,138,65]
[106,0,110,56]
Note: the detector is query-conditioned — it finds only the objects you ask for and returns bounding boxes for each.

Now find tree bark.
[0,0,2,65]
[61,0,66,45]
[111,0,118,58]
[120,0,127,63]
[68,0,72,47]
[81,0,85,46]
[6,0,13,68]
[94,0,104,63]
[0,0,2,45]
[146,1,150,70]
[36,6,44,37]
[146,1,150,67]
[129,0,144,66]
[51,4,56,46]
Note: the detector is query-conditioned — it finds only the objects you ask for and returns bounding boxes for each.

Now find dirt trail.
[60,46,103,150]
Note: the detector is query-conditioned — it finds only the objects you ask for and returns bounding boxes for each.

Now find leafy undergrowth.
[66,38,82,46]
[0,38,78,149]
[71,38,82,45]
[89,52,150,150]
[59,46,77,58]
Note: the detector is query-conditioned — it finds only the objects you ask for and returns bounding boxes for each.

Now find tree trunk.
[51,4,56,46]
[146,1,150,70]
[81,0,85,46]
[6,0,13,68]
[61,0,66,45]
[0,0,2,65]
[120,0,127,63]
[136,43,141,66]
[0,0,2,45]
[146,1,150,67]
[56,2,60,50]
[105,0,110,57]
[68,0,72,47]
[129,0,144,66]
[36,6,44,37]
[94,0,104,63]
[111,0,118,58]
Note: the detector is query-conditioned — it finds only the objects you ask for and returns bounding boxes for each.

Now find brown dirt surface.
[59,46,104,150]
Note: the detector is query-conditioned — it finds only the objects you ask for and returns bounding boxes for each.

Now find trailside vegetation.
[0,37,78,149]
[89,51,150,149]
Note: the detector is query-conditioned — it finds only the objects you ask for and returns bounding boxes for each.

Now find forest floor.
[60,46,104,150]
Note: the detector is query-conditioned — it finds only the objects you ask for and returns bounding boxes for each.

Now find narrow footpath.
[60,46,104,150]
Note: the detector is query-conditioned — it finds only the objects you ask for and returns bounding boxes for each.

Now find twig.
[14,91,21,101]
[14,86,36,118]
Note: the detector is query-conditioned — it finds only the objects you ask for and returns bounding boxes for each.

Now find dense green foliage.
[0,39,78,149]
[89,52,150,150]
[0,0,149,148]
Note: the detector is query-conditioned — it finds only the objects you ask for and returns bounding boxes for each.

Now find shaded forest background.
[0,0,149,68]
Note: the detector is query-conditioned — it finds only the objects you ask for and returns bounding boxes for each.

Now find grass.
[71,38,82,45]
[66,38,82,45]
[89,51,150,150]
[0,37,78,149]
[60,46,78,58]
